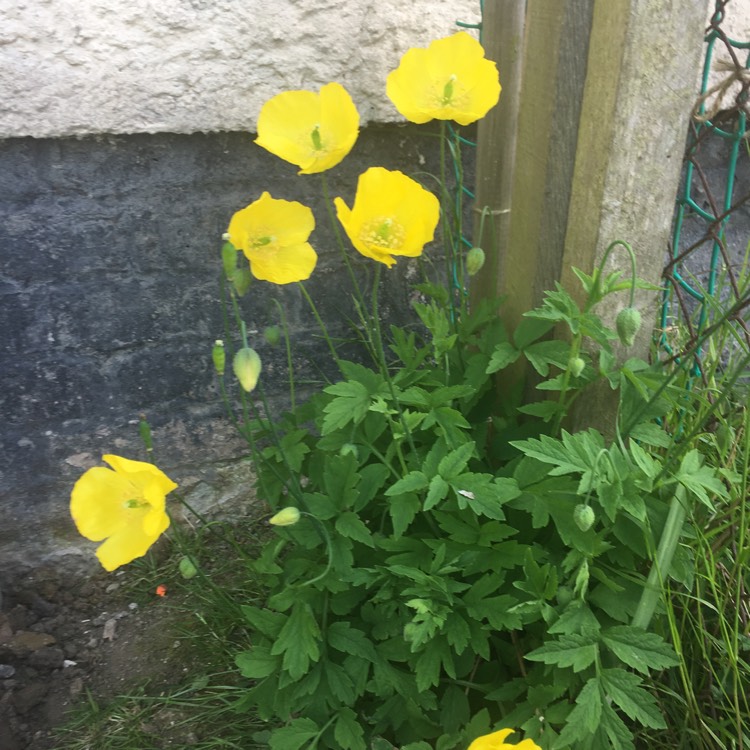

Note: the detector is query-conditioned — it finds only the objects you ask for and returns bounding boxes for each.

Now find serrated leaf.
[240,605,286,638]
[425,475,450,510]
[334,707,366,750]
[523,340,571,377]
[327,621,378,662]
[486,341,521,373]
[600,668,666,729]
[336,511,375,547]
[599,699,636,750]
[554,677,601,748]
[270,602,321,680]
[269,718,320,750]
[322,381,372,434]
[601,626,679,674]
[235,646,280,679]
[388,492,421,538]
[438,441,476,480]
[386,471,428,496]
[676,448,727,508]
[525,633,598,672]
[549,602,601,636]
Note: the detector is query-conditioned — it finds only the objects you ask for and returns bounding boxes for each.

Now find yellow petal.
[255,83,359,174]
[94,518,164,572]
[467,729,515,750]
[335,168,439,266]
[70,467,134,541]
[386,32,501,126]
[247,242,318,284]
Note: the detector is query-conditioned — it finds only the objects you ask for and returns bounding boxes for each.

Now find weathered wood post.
[473,0,707,405]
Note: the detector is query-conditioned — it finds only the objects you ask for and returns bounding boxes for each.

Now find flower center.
[441,74,457,105]
[310,124,323,152]
[124,498,146,509]
[360,217,405,250]
[252,235,275,248]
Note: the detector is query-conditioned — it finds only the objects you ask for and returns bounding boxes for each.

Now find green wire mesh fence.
[661,0,750,378]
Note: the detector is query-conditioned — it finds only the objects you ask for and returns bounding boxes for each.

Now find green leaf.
[601,626,679,674]
[440,685,471,734]
[523,340,570,376]
[486,342,521,373]
[334,708,366,750]
[525,633,598,672]
[324,454,360,510]
[438,441,476,481]
[548,602,601,636]
[240,605,286,638]
[517,400,563,421]
[388,492,421,538]
[322,381,372,434]
[235,646,280,679]
[270,602,321,680]
[425,475,450,511]
[269,718,320,750]
[336,511,375,547]
[554,677,601,747]
[327,621,378,662]
[598,699,636,750]
[600,668,667,729]
[676,448,727,508]
[514,316,555,349]
[386,471,428,496]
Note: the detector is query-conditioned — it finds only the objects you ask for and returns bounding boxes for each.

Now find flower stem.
[297,281,341,366]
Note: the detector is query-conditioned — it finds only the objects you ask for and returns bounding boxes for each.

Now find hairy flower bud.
[615,307,642,347]
[178,555,198,579]
[212,340,226,376]
[221,241,238,279]
[233,347,262,392]
[269,507,301,526]
[263,326,281,346]
[465,246,486,276]
[568,356,586,377]
[573,504,595,532]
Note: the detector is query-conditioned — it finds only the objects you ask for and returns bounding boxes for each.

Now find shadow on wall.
[0,125,460,567]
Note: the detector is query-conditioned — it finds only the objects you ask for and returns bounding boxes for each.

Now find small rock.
[29,646,64,671]
[9,631,56,653]
[0,664,16,678]
[63,659,77,668]
[105,583,120,594]
[102,618,117,641]
[69,676,84,699]
[128,602,138,611]
[12,682,48,714]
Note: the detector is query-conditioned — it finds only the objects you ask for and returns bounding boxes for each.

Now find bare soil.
[0,559,194,750]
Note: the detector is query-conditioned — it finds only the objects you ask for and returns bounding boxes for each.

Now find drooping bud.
[269,507,301,526]
[573,504,595,532]
[263,326,281,346]
[615,307,642,347]
[465,246,486,276]
[568,357,586,377]
[232,267,252,297]
[178,555,199,579]
[233,347,262,392]
[221,241,238,279]
[212,340,226,376]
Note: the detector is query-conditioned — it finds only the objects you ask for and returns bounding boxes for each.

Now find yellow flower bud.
[233,347,262,392]
[615,307,642,347]
[221,241,238,279]
[269,507,301,526]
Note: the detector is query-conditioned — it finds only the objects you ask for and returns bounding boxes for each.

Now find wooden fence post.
[472,0,707,424]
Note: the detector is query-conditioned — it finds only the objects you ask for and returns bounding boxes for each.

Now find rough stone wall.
[1,0,478,138]
[0,126,462,568]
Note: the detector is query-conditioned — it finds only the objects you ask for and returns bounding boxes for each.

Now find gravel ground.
[0,560,191,750]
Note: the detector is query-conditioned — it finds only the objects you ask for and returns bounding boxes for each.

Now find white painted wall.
[0,0,479,139]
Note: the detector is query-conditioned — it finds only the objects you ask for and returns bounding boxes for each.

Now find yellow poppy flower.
[333,167,440,267]
[227,192,317,284]
[70,455,177,572]
[255,82,360,174]
[467,729,541,750]
[386,32,501,126]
